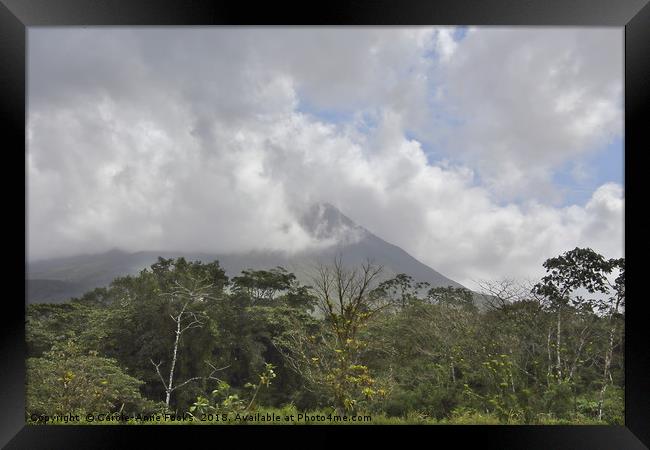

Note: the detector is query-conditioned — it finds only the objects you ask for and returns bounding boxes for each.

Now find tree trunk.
[598,297,621,421]
[165,312,182,409]
[597,323,616,421]
[568,325,589,383]
[546,326,553,388]
[556,304,562,383]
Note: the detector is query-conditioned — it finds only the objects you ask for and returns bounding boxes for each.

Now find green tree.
[370,273,429,310]
[427,286,476,310]
[595,257,625,421]
[26,340,157,417]
[98,257,229,411]
[532,248,613,385]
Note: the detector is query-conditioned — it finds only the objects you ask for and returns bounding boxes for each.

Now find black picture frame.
[2,1,648,448]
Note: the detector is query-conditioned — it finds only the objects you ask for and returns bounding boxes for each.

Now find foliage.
[26,250,624,424]
[26,340,158,416]
[189,363,277,417]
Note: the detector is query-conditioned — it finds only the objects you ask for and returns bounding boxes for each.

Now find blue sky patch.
[553,136,624,206]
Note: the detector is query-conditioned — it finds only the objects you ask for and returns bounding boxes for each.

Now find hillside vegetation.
[26,248,624,425]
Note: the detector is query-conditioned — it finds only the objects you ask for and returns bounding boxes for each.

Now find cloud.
[27,27,624,287]
[425,27,623,201]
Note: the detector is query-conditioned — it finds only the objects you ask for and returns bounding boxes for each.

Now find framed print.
[1,0,649,448]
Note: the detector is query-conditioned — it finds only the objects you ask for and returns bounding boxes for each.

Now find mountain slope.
[27,204,463,303]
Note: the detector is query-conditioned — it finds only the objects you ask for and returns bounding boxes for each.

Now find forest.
[25,247,625,425]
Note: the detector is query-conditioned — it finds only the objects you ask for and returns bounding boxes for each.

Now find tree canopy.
[26,249,624,424]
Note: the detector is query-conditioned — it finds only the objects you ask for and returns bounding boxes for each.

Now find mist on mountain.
[27,203,463,303]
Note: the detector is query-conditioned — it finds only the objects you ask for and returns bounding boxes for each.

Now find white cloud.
[426,27,623,201]
[27,27,624,287]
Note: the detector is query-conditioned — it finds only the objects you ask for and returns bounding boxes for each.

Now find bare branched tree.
[312,256,386,341]
[275,256,388,414]
[150,275,217,409]
[474,278,532,311]
[272,327,338,392]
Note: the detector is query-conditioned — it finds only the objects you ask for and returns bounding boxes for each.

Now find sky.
[27,27,624,288]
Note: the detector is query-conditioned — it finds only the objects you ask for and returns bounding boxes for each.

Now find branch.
[170,376,203,392]
[180,311,205,334]
[150,359,168,390]
[205,361,231,381]
[168,362,232,392]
